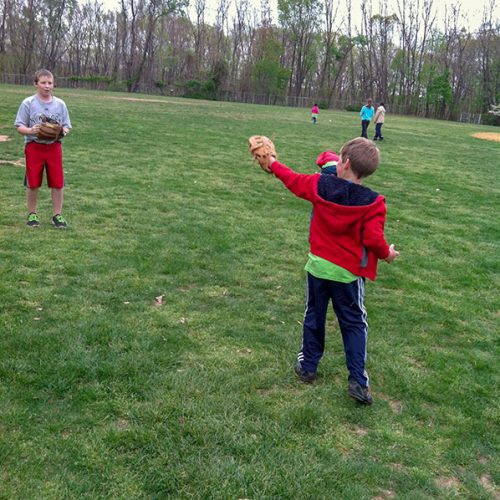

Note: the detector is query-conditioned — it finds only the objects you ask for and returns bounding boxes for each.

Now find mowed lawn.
[0,84,498,499]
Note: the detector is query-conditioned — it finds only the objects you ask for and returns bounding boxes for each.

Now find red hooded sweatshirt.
[270,160,390,281]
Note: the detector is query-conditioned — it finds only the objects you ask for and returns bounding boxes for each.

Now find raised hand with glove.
[248,135,277,173]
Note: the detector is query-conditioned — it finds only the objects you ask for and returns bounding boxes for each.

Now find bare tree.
[192,0,207,76]
[394,0,435,112]
[10,0,42,74]
[0,0,11,53]
[229,0,253,84]
[278,0,322,97]
[477,0,499,110]
[119,0,186,92]
[366,1,398,103]
[39,0,78,69]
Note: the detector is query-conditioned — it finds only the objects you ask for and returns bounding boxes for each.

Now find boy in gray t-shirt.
[14,69,72,228]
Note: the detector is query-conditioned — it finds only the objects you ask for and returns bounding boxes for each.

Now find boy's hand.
[384,244,400,263]
[248,135,277,173]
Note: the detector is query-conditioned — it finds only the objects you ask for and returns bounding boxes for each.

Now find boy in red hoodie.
[261,138,399,404]
[316,150,339,175]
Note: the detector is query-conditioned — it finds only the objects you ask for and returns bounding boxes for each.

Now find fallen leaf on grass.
[237,348,252,354]
[153,295,165,307]
[372,490,396,499]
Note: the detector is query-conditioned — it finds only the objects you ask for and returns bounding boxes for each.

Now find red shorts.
[25,141,64,189]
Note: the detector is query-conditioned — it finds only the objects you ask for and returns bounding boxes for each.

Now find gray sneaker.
[348,379,374,405]
[294,361,316,383]
[52,214,68,229]
[27,212,40,227]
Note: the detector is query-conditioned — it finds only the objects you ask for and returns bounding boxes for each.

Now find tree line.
[0,0,499,121]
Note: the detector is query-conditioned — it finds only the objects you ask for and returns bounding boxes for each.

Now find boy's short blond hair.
[34,69,54,83]
[340,138,380,178]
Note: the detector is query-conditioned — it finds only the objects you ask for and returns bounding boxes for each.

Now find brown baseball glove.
[248,135,277,173]
[37,117,63,142]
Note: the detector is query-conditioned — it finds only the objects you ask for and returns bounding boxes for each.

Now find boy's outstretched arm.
[269,158,319,203]
[384,244,400,263]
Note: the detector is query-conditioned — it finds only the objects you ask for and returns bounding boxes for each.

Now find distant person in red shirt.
[311,103,319,124]
[258,137,399,405]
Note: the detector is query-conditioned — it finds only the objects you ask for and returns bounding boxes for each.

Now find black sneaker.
[27,212,40,227]
[348,379,374,405]
[294,361,316,383]
[52,214,68,229]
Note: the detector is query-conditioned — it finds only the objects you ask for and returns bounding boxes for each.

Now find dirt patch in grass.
[0,159,24,167]
[390,463,405,472]
[353,425,368,436]
[435,476,460,489]
[378,393,404,414]
[388,399,403,414]
[479,474,497,494]
[116,418,130,430]
[0,135,11,142]
[472,132,500,142]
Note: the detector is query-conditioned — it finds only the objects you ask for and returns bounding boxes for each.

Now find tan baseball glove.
[248,135,277,173]
[37,116,63,142]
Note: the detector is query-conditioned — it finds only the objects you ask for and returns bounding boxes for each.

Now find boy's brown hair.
[340,138,380,179]
[34,69,54,83]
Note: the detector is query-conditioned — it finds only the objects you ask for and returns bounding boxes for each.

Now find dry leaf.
[154,295,164,307]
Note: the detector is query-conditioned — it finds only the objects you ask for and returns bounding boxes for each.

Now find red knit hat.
[316,151,340,167]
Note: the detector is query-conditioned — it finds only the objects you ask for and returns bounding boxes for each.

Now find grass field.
[0,84,498,499]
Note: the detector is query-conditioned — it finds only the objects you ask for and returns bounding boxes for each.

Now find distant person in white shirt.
[373,103,385,141]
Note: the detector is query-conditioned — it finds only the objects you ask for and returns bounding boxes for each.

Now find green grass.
[0,84,499,499]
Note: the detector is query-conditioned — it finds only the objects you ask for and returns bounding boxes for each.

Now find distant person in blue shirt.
[360,98,374,138]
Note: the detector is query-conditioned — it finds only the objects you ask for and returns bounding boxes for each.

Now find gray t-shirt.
[14,95,72,144]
